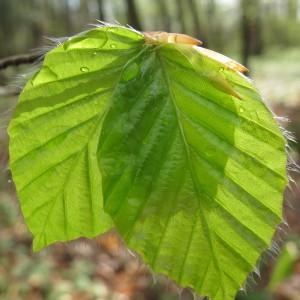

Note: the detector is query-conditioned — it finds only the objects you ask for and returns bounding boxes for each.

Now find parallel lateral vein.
[151,167,187,269]
[13,87,113,128]
[158,50,226,298]
[103,95,171,206]
[172,75,284,146]
[189,144,281,221]
[164,56,283,141]
[12,114,99,166]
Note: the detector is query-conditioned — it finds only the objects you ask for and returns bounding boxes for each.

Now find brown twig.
[0,52,43,70]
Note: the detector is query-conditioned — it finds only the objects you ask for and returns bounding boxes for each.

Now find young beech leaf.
[8,26,145,251]
[9,25,288,300]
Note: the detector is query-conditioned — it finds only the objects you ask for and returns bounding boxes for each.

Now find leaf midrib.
[157,48,225,297]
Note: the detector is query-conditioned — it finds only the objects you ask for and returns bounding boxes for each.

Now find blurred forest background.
[1,0,300,299]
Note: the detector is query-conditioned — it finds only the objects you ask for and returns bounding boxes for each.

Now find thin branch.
[0,52,43,70]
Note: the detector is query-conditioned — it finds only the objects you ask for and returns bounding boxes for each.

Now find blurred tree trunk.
[287,0,298,19]
[240,0,263,67]
[207,0,216,15]
[158,0,171,32]
[125,0,142,30]
[31,0,44,48]
[241,0,252,67]
[206,0,216,48]
[0,0,13,56]
[63,0,73,34]
[79,0,90,27]
[187,0,206,42]
[175,0,187,33]
[97,0,106,21]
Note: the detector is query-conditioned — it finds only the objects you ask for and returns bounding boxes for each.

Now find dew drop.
[110,43,117,49]
[239,106,245,113]
[219,67,225,72]
[8,179,12,184]
[80,66,89,73]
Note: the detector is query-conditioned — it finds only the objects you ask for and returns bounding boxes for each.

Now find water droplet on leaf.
[239,106,245,113]
[80,66,89,73]
[110,43,117,49]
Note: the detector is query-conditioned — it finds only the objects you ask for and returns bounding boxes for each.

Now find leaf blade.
[8,26,144,251]
[99,43,287,299]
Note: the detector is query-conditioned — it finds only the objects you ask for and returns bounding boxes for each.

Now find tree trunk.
[125,0,142,30]
[175,0,187,33]
[63,0,73,34]
[206,0,219,49]
[79,0,90,27]
[158,0,171,32]
[240,0,263,67]
[187,0,205,41]
[287,0,298,19]
[97,0,106,21]
[241,0,251,67]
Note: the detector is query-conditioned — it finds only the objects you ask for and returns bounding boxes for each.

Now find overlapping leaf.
[8,26,144,250]
[9,25,288,299]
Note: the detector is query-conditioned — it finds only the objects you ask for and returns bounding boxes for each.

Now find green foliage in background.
[269,240,299,290]
[8,25,288,300]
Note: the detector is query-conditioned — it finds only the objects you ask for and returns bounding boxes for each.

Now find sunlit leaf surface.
[9,25,288,299]
[8,27,144,251]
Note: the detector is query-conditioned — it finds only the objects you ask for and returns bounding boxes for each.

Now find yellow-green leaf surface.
[8,26,144,251]
[9,25,288,299]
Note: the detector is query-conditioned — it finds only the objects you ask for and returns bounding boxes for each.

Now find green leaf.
[9,25,288,299]
[269,241,299,290]
[8,26,144,251]
[98,34,288,298]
